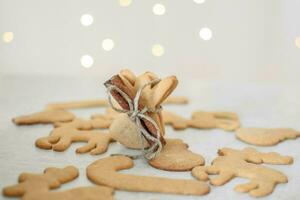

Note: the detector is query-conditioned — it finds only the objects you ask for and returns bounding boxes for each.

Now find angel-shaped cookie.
[192,147,293,197]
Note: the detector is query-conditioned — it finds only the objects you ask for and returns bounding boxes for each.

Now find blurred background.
[1,0,299,83]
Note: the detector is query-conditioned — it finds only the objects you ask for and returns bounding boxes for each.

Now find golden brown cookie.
[163,96,188,104]
[235,128,300,146]
[149,139,205,171]
[192,147,293,197]
[3,166,78,196]
[87,155,210,196]
[163,110,240,131]
[54,117,113,130]
[22,186,114,200]
[35,119,114,155]
[91,107,118,119]
[2,166,114,200]
[13,109,75,125]
[46,99,108,110]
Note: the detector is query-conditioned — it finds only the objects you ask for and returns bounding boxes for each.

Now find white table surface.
[0,74,299,200]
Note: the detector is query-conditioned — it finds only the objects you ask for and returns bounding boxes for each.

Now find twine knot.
[106,79,163,160]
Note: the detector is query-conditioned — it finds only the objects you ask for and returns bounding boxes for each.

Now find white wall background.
[0,0,299,83]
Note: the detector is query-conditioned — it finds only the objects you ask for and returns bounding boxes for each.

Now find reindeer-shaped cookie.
[13,109,75,125]
[192,147,293,197]
[163,110,240,131]
[106,69,178,150]
[2,166,114,200]
[36,118,115,155]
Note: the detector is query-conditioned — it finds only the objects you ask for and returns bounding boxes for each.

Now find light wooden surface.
[0,75,299,200]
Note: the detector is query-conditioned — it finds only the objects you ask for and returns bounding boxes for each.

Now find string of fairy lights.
[79,0,212,68]
[1,0,300,69]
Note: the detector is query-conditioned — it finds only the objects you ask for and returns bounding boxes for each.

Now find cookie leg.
[192,166,219,181]
[76,142,96,154]
[249,182,275,197]
[35,136,60,149]
[2,183,25,197]
[192,166,209,181]
[90,144,109,155]
[210,171,234,186]
[235,181,258,193]
[173,121,188,130]
[90,135,114,155]
[52,138,72,152]
[216,119,240,131]
[212,112,239,120]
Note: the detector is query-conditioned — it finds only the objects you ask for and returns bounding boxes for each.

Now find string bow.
[106,79,163,160]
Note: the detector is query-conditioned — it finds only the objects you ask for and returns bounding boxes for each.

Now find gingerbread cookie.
[87,155,210,196]
[192,147,293,197]
[163,96,188,104]
[163,110,240,131]
[2,166,114,200]
[149,139,205,171]
[36,124,115,155]
[91,107,119,119]
[46,99,108,110]
[235,128,300,146]
[54,117,113,130]
[13,109,75,125]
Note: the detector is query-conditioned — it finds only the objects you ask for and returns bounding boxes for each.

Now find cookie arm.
[2,183,26,197]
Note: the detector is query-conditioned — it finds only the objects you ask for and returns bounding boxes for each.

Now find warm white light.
[81,55,94,68]
[199,27,212,41]
[295,37,300,49]
[194,0,205,4]
[80,14,94,26]
[119,0,132,7]
[102,39,114,51]
[153,4,166,16]
[152,44,164,57]
[2,32,14,43]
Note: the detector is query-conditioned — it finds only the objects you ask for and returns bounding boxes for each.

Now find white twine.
[106,79,163,160]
